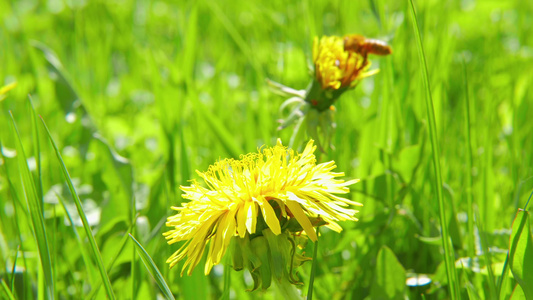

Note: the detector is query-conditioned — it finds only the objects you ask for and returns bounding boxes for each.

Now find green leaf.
[40,117,116,300]
[128,234,175,300]
[262,229,284,281]
[393,144,422,183]
[416,235,442,246]
[510,284,526,300]
[93,134,134,199]
[30,42,80,114]
[250,236,272,290]
[30,41,94,157]
[508,209,533,299]
[370,246,406,300]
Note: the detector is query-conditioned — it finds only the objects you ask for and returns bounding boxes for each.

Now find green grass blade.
[497,246,511,299]
[508,205,533,298]
[474,209,497,297]
[407,1,459,298]
[180,3,197,82]
[131,228,137,300]
[163,129,177,198]
[1,280,16,300]
[2,168,33,299]
[87,215,139,299]
[307,225,319,300]
[524,191,532,210]
[8,113,54,300]
[178,124,191,186]
[40,117,116,300]
[303,0,317,39]
[10,245,19,293]
[28,96,44,205]
[128,234,175,300]
[55,193,98,286]
[462,59,475,258]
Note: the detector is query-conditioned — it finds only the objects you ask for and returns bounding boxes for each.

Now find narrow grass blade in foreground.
[40,118,116,300]
[28,97,44,203]
[87,215,140,299]
[1,280,16,300]
[474,209,497,297]
[9,113,54,300]
[508,197,533,299]
[128,234,176,300]
[462,60,475,258]
[10,245,20,294]
[407,0,459,298]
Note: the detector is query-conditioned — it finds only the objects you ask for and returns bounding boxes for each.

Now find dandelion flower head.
[312,35,377,90]
[164,139,361,276]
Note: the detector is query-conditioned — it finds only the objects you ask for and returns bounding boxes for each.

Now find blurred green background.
[1,0,532,299]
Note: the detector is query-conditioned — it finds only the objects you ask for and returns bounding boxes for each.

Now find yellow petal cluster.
[312,36,376,90]
[164,139,361,275]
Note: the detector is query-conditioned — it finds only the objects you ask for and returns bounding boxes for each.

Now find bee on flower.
[269,34,392,151]
[164,139,361,290]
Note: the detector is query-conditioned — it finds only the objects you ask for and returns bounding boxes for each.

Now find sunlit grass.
[1,0,533,299]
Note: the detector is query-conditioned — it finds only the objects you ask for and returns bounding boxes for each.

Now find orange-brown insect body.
[343,34,392,56]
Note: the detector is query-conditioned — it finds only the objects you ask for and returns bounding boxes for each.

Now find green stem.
[307,225,319,300]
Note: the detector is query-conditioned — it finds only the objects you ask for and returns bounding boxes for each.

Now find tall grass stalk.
[407,0,459,298]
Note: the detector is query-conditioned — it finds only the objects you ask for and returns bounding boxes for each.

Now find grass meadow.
[1,0,533,299]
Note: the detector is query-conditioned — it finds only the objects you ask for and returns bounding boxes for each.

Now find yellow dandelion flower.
[270,34,391,152]
[164,139,361,276]
[312,35,377,90]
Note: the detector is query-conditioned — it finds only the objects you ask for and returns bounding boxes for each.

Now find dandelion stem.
[307,225,319,299]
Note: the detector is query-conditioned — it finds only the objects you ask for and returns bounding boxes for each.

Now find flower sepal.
[304,78,346,112]
[231,229,311,291]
